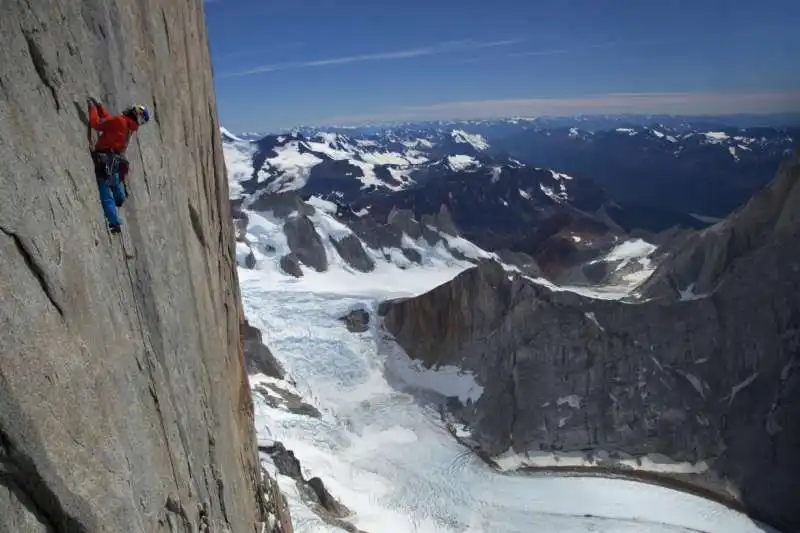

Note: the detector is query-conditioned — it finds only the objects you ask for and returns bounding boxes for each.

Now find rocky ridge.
[379,150,800,531]
[232,187,666,299]
[233,191,543,279]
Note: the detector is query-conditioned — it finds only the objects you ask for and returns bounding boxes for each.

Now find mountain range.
[226,117,797,218]
[224,113,799,531]
[223,116,796,280]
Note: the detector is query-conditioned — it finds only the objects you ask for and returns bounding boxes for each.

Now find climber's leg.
[95,170,121,228]
[110,171,126,208]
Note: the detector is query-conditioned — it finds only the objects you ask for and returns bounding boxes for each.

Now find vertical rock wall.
[0,1,278,531]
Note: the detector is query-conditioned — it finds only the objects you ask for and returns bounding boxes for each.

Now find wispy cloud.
[318,92,800,125]
[508,41,622,58]
[507,33,760,61]
[212,41,306,62]
[222,38,523,77]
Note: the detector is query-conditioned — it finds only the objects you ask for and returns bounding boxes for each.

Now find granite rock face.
[0,1,287,532]
[241,319,286,380]
[641,149,800,300]
[380,152,800,531]
[279,253,304,278]
[339,308,370,333]
[330,234,375,273]
[262,443,361,531]
[283,214,328,272]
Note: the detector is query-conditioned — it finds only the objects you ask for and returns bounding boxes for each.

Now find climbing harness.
[92,150,126,183]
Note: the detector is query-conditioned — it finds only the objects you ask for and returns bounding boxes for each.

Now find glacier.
[240,263,778,533]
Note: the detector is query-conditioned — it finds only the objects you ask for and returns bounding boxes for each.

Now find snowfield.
[703,131,730,143]
[238,206,486,297]
[237,214,773,533]
[241,267,777,533]
[586,238,659,288]
[222,131,257,199]
[446,154,480,172]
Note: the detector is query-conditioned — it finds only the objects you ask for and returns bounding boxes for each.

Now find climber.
[87,97,150,233]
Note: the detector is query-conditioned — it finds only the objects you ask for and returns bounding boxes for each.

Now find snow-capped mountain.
[233,117,797,222]
[498,123,798,217]
[232,187,663,301]
[235,203,773,533]
[352,163,614,245]
[224,124,711,280]
[230,128,495,203]
[227,135,678,292]
[224,116,797,283]
[294,113,800,137]
[233,196,774,533]
[233,194,512,284]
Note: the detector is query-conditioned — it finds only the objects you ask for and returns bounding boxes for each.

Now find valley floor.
[239,266,777,533]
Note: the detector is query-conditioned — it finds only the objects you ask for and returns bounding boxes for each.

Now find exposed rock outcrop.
[280,253,304,277]
[262,443,363,532]
[387,207,423,239]
[261,467,294,533]
[250,192,314,218]
[641,149,800,300]
[253,383,321,419]
[263,442,303,481]
[0,1,288,531]
[421,204,460,237]
[244,249,257,269]
[380,151,800,531]
[339,308,370,333]
[284,214,328,272]
[401,247,423,264]
[241,319,286,379]
[494,249,541,277]
[306,477,349,518]
[330,234,375,273]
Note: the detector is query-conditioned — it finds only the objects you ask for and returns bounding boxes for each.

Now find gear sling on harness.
[92,150,128,228]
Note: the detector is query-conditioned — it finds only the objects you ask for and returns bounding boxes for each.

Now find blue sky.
[206,0,800,131]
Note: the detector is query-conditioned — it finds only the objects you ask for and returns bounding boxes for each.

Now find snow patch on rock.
[451,129,489,150]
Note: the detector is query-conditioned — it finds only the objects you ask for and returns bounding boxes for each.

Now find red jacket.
[89,103,139,152]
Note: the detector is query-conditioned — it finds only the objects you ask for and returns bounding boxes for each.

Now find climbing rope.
[118,138,187,522]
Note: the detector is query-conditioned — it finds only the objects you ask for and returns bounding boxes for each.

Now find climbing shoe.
[108,223,122,234]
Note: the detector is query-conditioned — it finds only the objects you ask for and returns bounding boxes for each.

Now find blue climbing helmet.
[125,104,150,125]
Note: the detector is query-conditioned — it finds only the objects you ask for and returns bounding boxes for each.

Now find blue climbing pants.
[93,152,126,226]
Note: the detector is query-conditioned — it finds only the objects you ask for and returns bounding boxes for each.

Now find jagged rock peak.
[641,148,800,299]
